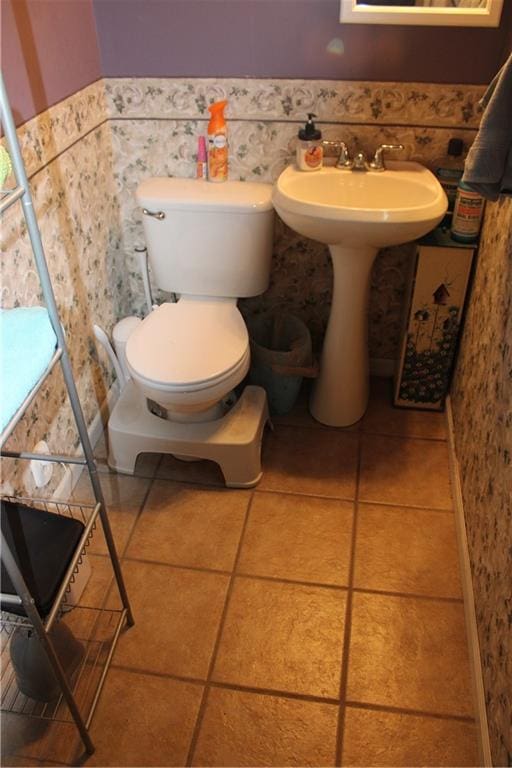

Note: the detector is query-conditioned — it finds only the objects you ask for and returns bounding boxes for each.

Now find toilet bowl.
[125,298,250,415]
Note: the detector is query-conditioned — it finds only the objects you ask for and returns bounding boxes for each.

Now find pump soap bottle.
[296,113,323,172]
[207,100,228,183]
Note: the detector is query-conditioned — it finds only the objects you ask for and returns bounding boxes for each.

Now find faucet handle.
[369,143,404,171]
[336,142,353,169]
[322,140,352,168]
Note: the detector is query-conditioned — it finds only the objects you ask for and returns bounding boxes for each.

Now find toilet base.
[107,381,269,488]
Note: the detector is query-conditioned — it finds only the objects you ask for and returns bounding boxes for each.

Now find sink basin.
[273,161,447,248]
[272,161,447,427]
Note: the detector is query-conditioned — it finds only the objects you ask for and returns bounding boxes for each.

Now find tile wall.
[105,77,484,358]
[1,82,129,495]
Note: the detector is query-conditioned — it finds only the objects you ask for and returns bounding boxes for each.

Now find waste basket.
[247,312,317,415]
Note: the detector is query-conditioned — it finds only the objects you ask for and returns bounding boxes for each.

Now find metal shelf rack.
[0,71,134,757]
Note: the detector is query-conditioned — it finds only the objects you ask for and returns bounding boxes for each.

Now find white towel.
[462,53,512,201]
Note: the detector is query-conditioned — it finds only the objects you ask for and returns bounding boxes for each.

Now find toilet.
[107,177,274,487]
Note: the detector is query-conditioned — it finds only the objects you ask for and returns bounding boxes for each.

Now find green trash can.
[247,312,317,415]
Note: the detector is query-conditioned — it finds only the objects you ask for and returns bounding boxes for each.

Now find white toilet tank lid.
[125,300,249,387]
[136,177,273,213]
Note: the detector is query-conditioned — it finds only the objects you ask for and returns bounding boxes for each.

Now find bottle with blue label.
[451,182,485,243]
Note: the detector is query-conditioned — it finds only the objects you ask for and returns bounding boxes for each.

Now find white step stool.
[107,381,269,488]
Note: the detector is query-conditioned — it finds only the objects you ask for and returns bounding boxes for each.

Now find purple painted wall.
[3,0,511,126]
[93,0,512,84]
[1,0,101,125]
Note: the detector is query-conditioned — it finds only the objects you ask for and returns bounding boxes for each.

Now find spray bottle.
[207,100,228,182]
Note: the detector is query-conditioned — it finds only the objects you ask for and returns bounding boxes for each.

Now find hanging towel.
[0,307,58,433]
[462,53,512,201]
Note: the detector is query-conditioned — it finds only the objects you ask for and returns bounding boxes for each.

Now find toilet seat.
[125,299,249,395]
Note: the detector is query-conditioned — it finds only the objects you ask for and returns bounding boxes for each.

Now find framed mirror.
[339,0,504,27]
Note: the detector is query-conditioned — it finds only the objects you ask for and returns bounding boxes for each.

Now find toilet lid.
[125,300,249,389]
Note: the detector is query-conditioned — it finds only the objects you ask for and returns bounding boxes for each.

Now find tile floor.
[1,379,481,766]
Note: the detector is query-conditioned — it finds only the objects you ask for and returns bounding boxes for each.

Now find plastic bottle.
[296,113,323,172]
[451,182,485,243]
[207,100,228,183]
[435,138,464,222]
[196,136,207,180]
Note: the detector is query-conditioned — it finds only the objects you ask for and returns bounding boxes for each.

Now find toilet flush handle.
[142,208,165,220]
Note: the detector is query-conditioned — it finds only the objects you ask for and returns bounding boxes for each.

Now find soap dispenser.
[296,113,323,171]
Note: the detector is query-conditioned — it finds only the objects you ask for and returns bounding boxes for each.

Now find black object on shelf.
[1,499,85,618]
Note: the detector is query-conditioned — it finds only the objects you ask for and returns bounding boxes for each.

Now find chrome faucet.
[352,151,369,171]
[321,141,404,172]
[322,140,353,169]
[368,143,404,171]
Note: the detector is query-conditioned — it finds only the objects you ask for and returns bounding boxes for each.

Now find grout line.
[345,699,476,723]
[335,430,363,767]
[233,571,349,592]
[110,473,159,563]
[351,587,464,604]
[356,497,455,513]
[184,490,256,767]
[105,664,477,726]
[209,680,339,706]
[109,662,206,687]
[122,554,232,578]
[255,487,455,515]
[253,487,356,503]
[255,486,357,503]
[116,554,464,606]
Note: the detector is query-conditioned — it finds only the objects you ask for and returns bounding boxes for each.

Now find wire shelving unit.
[0,71,134,756]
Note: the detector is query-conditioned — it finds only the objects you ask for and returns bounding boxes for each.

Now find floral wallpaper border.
[12,79,107,179]
[10,77,486,182]
[104,77,485,128]
[104,78,480,359]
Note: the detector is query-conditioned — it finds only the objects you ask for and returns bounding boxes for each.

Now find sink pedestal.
[310,245,378,427]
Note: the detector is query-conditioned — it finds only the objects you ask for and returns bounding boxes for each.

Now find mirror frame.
[339,0,504,27]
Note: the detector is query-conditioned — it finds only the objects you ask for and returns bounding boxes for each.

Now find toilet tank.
[136,177,274,297]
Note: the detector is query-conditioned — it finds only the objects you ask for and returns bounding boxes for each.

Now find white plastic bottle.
[451,182,485,243]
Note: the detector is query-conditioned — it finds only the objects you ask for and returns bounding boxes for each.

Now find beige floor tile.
[71,471,151,556]
[359,434,453,509]
[273,382,359,432]
[156,454,225,486]
[0,711,92,766]
[347,593,474,716]
[192,686,338,767]
[3,671,203,767]
[111,560,229,678]
[87,668,203,766]
[362,377,447,440]
[341,706,480,766]
[354,504,462,598]
[126,480,249,571]
[94,432,161,478]
[238,491,353,586]
[259,426,358,499]
[71,553,114,610]
[213,577,346,698]
[0,714,55,766]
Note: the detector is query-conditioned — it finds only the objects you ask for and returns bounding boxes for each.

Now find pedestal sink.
[272,161,448,426]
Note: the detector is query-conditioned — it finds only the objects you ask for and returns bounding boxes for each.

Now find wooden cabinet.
[394,229,475,411]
